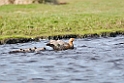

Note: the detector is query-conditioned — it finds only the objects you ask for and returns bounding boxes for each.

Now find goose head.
[68,38,74,48]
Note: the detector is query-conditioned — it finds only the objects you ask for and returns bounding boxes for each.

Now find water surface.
[0,36,124,83]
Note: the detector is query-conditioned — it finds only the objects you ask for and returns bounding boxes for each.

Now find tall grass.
[0,0,124,40]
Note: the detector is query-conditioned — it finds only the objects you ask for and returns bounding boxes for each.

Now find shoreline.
[0,31,124,45]
[0,0,124,45]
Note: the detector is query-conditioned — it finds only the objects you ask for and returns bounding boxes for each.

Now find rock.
[0,0,59,5]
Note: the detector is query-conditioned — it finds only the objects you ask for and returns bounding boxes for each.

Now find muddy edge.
[0,31,124,45]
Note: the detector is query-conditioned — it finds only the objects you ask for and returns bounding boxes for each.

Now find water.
[0,36,124,83]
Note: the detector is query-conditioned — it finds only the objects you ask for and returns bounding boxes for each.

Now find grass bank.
[0,0,124,43]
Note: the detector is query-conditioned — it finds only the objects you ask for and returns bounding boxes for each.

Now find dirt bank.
[0,31,124,45]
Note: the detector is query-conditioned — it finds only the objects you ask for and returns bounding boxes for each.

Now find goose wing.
[57,40,70,50]
[46,40,59,47]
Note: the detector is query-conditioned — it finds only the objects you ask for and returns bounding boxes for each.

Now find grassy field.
[0,0,124,40]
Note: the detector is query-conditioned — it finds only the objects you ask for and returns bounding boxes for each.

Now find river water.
[0,35,124,83]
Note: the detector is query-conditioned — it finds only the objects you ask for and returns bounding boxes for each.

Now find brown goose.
[46,38,74,50]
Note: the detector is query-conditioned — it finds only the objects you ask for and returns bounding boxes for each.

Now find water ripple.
[0,36,124,83]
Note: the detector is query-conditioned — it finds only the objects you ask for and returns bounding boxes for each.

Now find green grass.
[0,0,124,40]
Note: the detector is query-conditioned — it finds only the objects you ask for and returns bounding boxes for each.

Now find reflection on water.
[0,35,124,83]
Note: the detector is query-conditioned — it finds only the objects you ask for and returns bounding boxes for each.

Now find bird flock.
[9,38,75,53]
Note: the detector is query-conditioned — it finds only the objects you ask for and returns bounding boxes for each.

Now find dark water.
[0,36,124,83]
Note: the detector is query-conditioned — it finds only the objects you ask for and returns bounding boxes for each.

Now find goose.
[46,38,74,50]
[35,47,46,52]
[9,48,28,53]
[18,47,46,52]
